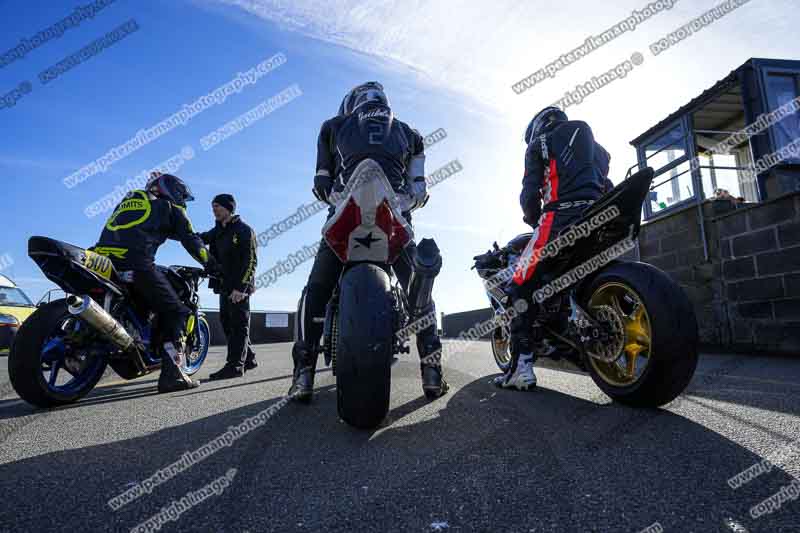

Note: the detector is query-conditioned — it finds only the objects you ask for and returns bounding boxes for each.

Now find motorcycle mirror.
[493,242,500,251]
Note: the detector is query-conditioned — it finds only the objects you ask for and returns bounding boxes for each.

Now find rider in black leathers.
[288,82,448,402]
[94,173,217,393]
[495,106,610,391]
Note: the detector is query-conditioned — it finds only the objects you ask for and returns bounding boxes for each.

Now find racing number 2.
[368,123,385,145]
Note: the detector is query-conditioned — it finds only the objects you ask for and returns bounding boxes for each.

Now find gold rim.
[492,325,512,367]
[587,282,653,387]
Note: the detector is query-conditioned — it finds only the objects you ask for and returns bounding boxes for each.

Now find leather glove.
[523,214,539,229]
[313,173,334,203]
[411,177,429,209]
[204,256,223,279]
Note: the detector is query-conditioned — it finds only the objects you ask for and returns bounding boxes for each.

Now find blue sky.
[1,0,798,314]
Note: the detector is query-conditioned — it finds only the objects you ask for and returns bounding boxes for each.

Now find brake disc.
[63,352,91,375]
[586,305,625,363]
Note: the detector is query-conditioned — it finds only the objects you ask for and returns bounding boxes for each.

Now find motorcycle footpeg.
[115,345,149,377]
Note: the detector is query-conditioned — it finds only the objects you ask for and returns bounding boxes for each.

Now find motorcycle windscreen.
[322,159,413,264]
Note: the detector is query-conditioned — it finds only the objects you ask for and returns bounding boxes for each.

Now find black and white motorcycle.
[318,159,440,429]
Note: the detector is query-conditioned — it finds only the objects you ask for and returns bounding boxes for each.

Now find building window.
[765,73,800,164]
[643,124,688,172]
[641,122,694,216]
[648,160,695,214]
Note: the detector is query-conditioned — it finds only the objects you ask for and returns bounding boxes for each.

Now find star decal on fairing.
[354,232,381,249]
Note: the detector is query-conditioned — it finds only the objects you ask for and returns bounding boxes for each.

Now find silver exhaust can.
[67,295,134,351]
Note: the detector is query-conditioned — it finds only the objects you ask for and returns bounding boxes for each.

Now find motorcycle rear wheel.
[580,261,698,407]
[335,263,394,429]
[9,300,107,408]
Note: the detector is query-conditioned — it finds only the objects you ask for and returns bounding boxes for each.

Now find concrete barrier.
[202,310,295,347]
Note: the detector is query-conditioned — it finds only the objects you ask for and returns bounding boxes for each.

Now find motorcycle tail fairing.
[28,236,125,297]
[322,159,414,265]
[522,167,654,292]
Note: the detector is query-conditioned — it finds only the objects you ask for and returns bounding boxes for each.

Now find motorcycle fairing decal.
[323,158,413,263]
[83,250,113,280]
[324,197,363,262]
[513,212,555,286]
[375,200,410,264]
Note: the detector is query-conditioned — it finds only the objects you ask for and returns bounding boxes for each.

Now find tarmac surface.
[1,342,799,532]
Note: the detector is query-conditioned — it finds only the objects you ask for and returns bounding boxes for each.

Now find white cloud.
[203,0,800,312]
[206,0,569,113]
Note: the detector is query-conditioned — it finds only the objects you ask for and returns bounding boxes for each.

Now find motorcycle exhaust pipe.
[408,238,442,320]
[67,295,134,352]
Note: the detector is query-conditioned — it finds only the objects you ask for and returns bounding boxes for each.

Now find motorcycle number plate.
[83,250,113,280]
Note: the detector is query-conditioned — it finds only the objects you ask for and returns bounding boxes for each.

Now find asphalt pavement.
[0,342,798,533]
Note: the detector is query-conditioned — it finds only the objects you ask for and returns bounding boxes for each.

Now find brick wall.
[716,194,800,352]
[637,201,723,345]
[637,191,800,354]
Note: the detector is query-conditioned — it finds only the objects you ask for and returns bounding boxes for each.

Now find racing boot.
[492,351,537,391]
[492,316,538,391]
[419,335,449,399]
[288,342,318,403]
[421,363,449,399]
[158,341,200,393]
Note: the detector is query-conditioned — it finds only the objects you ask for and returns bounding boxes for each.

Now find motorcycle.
[316,159,438,429]
[472,167,698,407]
[9,237,211,408]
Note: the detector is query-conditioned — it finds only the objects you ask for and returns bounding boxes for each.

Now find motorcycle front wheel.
[580,261,698,407]
[184,315,210,376]
[490,322,513,373]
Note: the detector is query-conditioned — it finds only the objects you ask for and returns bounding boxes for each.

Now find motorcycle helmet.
[146,172,195,207]
[338,81,389,116]
[524,106,568,144]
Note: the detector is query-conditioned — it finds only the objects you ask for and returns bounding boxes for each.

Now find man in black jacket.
[495,106,609,391]
[201,194,258,380]
[95,173,216,393]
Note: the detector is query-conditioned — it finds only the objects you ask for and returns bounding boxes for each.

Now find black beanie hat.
[212,194,236,214]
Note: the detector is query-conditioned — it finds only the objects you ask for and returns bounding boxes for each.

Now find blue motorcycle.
[8,237,211,407]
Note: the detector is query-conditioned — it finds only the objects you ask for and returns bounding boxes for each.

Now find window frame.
[759,66,800,164]
[636,116,698,220]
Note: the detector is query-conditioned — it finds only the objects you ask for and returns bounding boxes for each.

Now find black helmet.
[338,82,389,116]
[146,172,195,207]
[524,106,568,144]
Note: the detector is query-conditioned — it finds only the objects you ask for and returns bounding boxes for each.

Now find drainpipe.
[686,115,710,261]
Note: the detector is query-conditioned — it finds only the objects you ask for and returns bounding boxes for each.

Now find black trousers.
[219,294,255,370]
[130,267,190,346]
